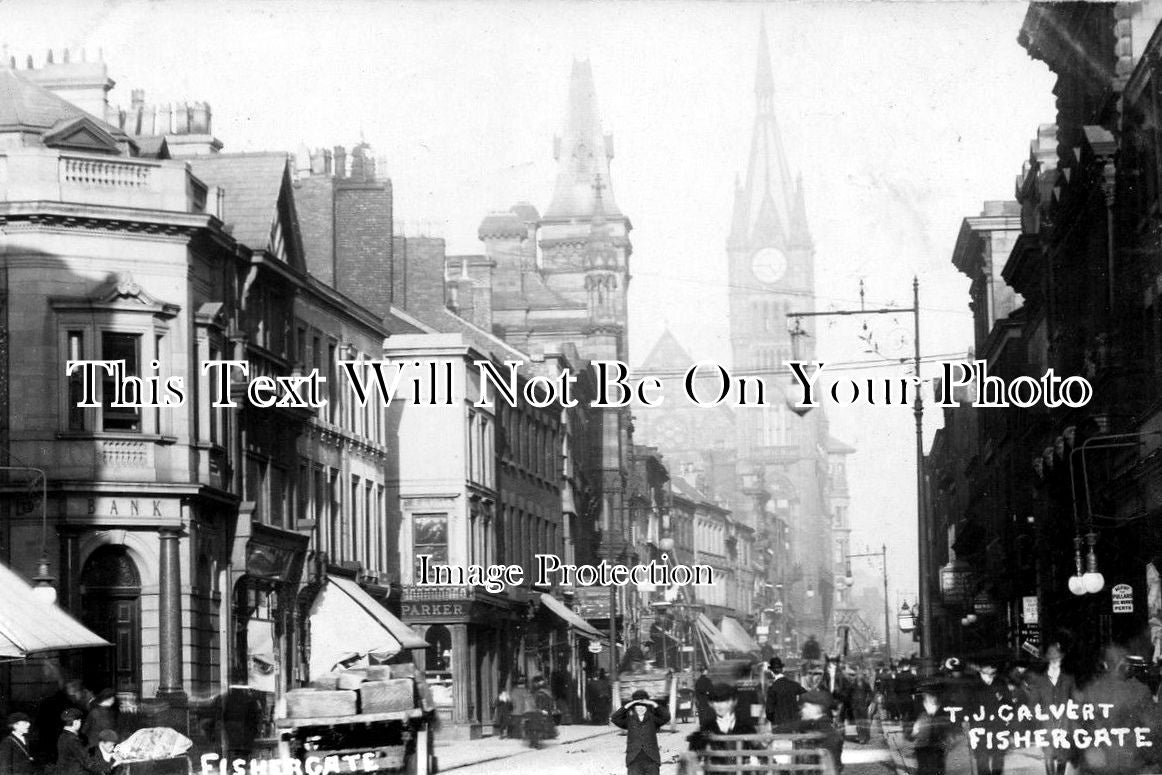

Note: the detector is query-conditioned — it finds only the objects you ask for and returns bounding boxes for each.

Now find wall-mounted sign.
[587,642,603,654]
[1022,596,1039,625]
[1112,583,1133,614]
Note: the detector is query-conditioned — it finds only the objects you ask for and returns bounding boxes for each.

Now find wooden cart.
[677,732,837,775]
[275,708,434,775]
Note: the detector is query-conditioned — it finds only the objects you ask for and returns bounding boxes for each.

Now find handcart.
[677,731,838,775]
[275,708,433,775]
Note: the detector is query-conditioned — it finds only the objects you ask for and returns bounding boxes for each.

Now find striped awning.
[540,593,606,641]
[719,616,761,653]
[0,561,109,659]
[695,613,733,652]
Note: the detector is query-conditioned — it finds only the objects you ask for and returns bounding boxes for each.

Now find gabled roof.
[42,115,121,154]
[828,436,855,455]
[671,475,712,504]
[188,153,304,270]
[638,328,696,371]
[0,67,132,147]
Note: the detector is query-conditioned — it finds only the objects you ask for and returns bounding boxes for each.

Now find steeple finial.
[756,14,774,110]
[545,59,622,220]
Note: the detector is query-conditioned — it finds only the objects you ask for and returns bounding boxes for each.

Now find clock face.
[751,247,787,284]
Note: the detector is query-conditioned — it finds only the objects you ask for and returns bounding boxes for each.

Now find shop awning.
[0,561,109,659]
[719,616,760,654]
[308,575,426,679]
[695,613,733,652]
[539,593,606,641]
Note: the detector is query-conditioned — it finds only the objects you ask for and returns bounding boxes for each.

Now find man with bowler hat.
[610,689,670,775]
[689,683,758,752]
[0,713,34,775]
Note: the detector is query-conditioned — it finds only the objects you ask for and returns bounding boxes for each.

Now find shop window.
[413,513,448,578]
[424,624,451,674]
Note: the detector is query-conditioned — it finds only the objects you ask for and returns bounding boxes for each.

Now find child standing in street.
[911,689,951,775]
[611,689,671,775]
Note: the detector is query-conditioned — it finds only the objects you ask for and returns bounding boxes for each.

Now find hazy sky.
[2,0,1058,615]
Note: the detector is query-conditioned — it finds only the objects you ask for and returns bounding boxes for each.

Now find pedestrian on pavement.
[693,667,713,726]
[849,668,874,744]
[56,709,108,775]
[821,656,850,731]
[1078,646,1154,775]
[589,669,612,726]
[525,675,558,748]
[764,657,805,727]
[81,690,117,751]
[493,689,512,739]
[610,689,670,775]
[1023,641,1079,775]
[508,675,534,740]
[0,712,34,775]
[801,636,822,664]
[773,690,844,775]
[911,689,951,775]
[967,660,1013,775]
[688,683,758,752]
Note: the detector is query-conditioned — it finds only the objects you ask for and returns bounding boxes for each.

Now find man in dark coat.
[1023,643,1079,775]
[610,689,671,775]
[774,690,845,775]
[765,657,805,726]
[80,690,117,751]
[693,667,713,726]
[0,712,34,775]
[821,656,851,724]
[969,662,1014,775]
[56,709,109,775]
[688,683,758,752]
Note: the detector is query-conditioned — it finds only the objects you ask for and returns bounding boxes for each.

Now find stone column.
[158,527,185,699]
[450,624,470,725]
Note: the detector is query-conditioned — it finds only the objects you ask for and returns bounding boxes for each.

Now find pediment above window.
[43,116,123,155]
[50,272,181,318]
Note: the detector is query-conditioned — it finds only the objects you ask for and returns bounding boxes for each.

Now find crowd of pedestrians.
[0,679,124,775]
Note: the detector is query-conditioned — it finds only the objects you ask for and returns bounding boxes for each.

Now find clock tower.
[727,18,816,458]
[726,19,833,641]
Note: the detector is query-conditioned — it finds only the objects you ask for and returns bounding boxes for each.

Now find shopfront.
[401,586,519,739]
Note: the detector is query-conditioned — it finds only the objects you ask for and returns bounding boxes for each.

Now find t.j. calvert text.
[63,357,1094,410]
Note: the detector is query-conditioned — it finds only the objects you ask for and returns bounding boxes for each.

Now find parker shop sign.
[1112,584,1133,614]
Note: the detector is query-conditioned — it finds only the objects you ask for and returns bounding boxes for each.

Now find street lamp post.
[788,279,932,668]
[1,465,52,602]
[847,546,892,664]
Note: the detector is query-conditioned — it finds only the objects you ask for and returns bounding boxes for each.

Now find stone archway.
[80,545,142,696]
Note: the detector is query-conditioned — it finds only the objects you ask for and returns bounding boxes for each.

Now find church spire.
[545,59,622,221]
[728,19,798,250]
[755,14,774,114]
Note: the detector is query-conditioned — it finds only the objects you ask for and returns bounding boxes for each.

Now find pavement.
[435,719,898,774]
[882,722,1045,775]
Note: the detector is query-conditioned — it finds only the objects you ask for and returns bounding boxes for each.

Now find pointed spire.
[756,14,774,110]
[730,17,799,250]
[545,59,622,221]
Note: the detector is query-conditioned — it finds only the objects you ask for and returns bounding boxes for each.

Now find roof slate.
[188,153,291,251]
[0,68,130,140]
